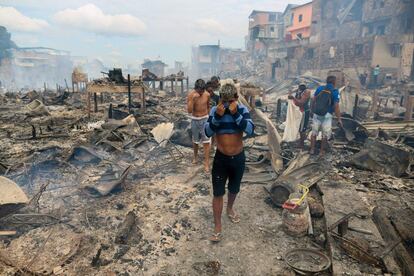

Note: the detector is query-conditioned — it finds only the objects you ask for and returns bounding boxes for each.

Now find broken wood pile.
[0,76,413,275]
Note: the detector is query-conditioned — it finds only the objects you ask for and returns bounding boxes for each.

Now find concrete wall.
[400,43,414,79]
[362,0,414,37]
[249,13,271,29]
[371,36,400,68]
[286,3,313,39]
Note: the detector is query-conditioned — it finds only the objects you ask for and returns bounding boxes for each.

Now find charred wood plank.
[372,207,414,275]
[390,208,414,254]
[115,211,136,244]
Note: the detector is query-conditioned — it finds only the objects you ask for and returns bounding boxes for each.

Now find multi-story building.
[246,10,283,59]
[0,47,73,89]
[286,2,313,41]
[257,0,414,82]
[141,59,167,78]
[282,4,298,39]
[219,48,248,78]
[191,44,220,79]
[191,44,247,80]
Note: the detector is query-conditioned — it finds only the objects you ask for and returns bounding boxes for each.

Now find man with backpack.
[310,75,343,156]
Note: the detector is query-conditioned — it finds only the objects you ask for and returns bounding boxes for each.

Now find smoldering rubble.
[0,67,412,275]
[0,0,414,274]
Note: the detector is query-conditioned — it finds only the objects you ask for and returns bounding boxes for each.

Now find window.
[299,14,303,22]
[390,44,401,57]
[269,14,276,22]
[377,25,386,35]
[374,0,385,9]
[270,26,275,32]
[401,16,413,33]
[297,33,303,39]
[306,48,314,59]
[287,47,295,58]
[355,44,363,56]
[251,26,260,39]
[368,25,374,34]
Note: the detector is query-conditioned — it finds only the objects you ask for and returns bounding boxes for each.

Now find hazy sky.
[0,0,309,68]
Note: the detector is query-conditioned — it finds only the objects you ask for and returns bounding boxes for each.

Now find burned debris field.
[1,0,414,275]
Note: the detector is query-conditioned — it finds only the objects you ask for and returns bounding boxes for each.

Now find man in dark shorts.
[288,83,311,150]
[204,81,254,242]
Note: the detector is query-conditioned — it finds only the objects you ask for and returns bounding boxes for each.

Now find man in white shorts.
[310,76,343,156]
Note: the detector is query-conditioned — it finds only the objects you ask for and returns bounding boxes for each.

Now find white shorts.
[312,113,332,138]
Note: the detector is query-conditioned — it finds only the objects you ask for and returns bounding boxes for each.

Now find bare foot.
[192,158,198,164]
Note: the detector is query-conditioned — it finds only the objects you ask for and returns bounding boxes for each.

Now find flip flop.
[209,232,222,243]
[227,213,240,224]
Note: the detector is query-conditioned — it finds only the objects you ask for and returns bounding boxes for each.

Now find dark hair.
[211,76,220,83]
[299,84,307,91]
[194,79,206,90]
[326,75,336,85]
[205,81,214,89]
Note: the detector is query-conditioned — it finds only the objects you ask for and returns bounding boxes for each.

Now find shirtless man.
[187,79,211,172]
[204,82,254,242]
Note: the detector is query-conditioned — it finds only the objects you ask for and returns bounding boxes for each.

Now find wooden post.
[94,93,98,113]
[175,78,178,97]
[171,80,174,94]
[181,80,184,95]
[160,80,164,90]
[87,91,91,118]
[142,87,146,111]
[44,82,47,92]
[72,82,75,93]
[108,103,113,119]
[371,89,378,116]
[405,96,414,121]
[276,98,282,120]
[186,77,189,92]
[127,74,132,113]
[353,94,359,118]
